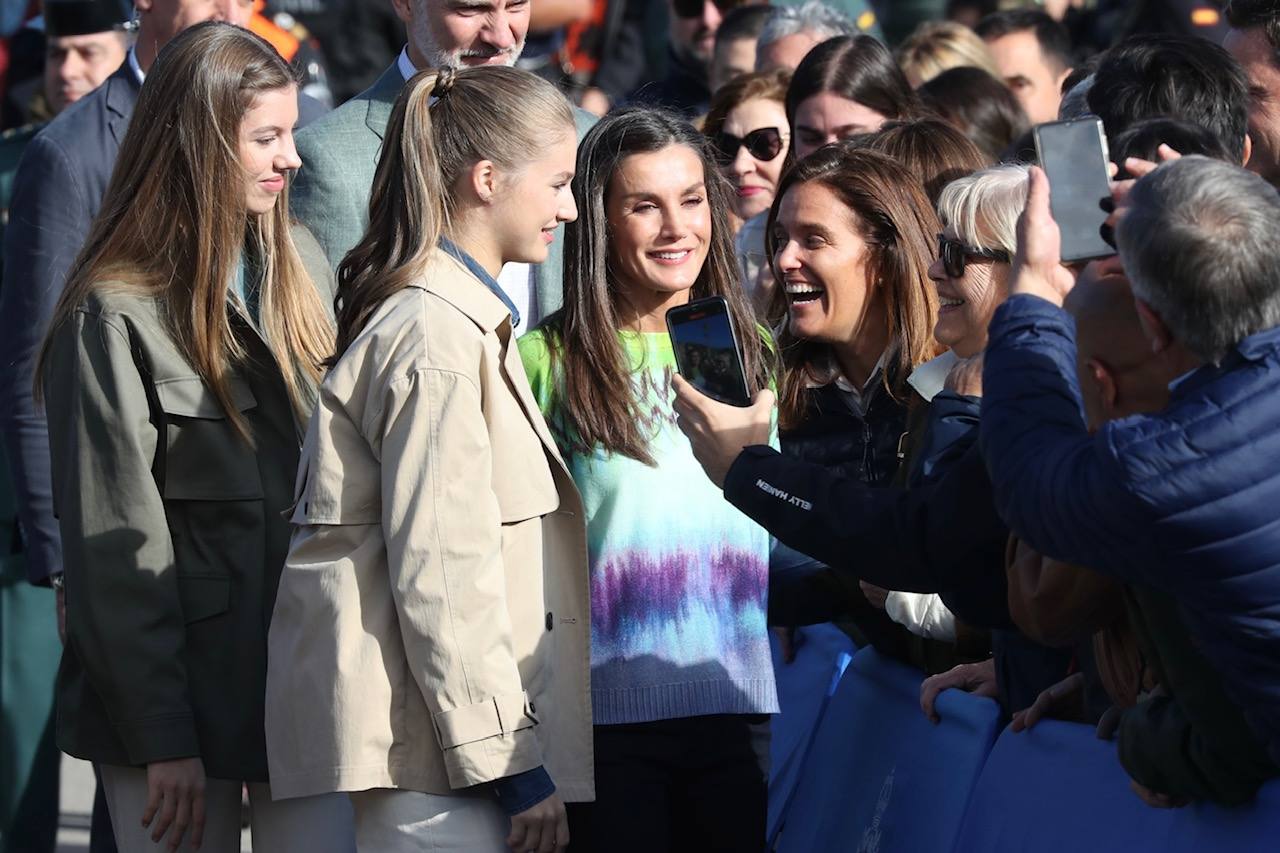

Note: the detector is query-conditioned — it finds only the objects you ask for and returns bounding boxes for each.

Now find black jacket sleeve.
[725,441,1013,630]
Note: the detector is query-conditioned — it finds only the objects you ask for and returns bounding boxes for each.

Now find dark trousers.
[567,714,770,853]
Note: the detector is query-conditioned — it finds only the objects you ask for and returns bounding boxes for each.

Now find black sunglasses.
[712,127,785,166]
[673,0,748,17]
[938,234,1010,279]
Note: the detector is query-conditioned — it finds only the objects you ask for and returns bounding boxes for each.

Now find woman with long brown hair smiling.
[36,21,345,853]
[757,146,942,658]
[518,107,777,851]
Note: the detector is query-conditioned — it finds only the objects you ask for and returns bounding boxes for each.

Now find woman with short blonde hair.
[895,21,1002,88]
[930,163,1029,359]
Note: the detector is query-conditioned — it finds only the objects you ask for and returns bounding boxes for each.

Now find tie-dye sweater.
[518,329,779,725]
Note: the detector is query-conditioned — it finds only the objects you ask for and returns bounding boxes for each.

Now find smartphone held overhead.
[1034,117,1115,263]
[666,296,753,407]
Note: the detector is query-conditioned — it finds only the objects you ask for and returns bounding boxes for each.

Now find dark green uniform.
[0,120,63,853]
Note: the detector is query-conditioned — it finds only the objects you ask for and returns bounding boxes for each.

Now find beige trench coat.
[265,249,594,802]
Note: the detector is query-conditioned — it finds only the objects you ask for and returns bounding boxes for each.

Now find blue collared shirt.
[439,237,522,329]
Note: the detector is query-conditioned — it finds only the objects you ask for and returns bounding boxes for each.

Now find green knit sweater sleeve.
[516,329,554,417]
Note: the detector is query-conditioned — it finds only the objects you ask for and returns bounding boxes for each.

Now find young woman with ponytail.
[36,22,347,853]
[264,66,591,853]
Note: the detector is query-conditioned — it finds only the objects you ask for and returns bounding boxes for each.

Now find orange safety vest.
[249,0,301,63]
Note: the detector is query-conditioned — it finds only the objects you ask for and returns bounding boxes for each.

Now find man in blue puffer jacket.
[981,155,1280,805]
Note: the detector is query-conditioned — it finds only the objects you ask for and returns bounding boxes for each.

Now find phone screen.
[666,296,752,407]
[1034,118,1115,262]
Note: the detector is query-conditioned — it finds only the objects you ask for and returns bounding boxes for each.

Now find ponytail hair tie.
[432,67,458,98]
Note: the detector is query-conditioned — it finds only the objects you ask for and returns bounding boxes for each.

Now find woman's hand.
[1010,672,1086,733]
[672,375,775,489]
[859,581,890,610]
[144,757,206,851]
[507,792,569,853]
[919,659,997,724]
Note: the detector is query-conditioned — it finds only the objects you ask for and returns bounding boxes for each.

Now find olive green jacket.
[43,229,334,782]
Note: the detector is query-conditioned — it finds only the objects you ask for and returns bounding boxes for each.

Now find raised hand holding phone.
[672,376,774,489]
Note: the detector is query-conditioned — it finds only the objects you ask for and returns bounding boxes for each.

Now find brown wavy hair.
[702,68,792,140]
[765,148,940,429]
[331,65,574,361]
[36,21,333,436]
[540,107,773,465]
[859,118,988,205]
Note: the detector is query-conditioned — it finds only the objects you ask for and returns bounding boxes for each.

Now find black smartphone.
[1033,117,1115,263]
[666,296,752,407]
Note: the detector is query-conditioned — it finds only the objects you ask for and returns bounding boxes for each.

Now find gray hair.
[758,1,857,52]
[1057,74,1093,121]
[936,164,1030,255]
[1117,155,1280,363]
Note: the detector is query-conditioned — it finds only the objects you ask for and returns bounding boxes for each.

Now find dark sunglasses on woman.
[938,234,1010,279]
[673,0,750,17]
[712,127,785,167]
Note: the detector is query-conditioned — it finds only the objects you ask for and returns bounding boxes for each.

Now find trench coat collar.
[420,249,512,334]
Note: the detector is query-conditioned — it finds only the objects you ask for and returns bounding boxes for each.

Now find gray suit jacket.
[0,63,326,584]
[290,62,598,321]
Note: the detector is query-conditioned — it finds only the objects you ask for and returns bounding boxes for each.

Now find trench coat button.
[545,612,554,631]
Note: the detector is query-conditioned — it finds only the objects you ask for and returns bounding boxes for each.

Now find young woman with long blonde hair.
[37,22,344,853]
[265,66,592,853]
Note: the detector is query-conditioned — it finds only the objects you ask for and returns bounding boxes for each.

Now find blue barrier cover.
[776,647,1000,853]
[954,720,1280,853]
[767,624,856,844]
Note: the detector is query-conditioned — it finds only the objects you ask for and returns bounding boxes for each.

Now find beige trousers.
[349,788,509,852]
[99,765,355,853]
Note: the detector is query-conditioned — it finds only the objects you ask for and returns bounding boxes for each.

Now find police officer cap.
[44,0,131,39]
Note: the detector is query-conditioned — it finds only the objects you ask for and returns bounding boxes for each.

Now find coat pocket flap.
[432,691,538,750]
[155,376,256,419]
[177,574,231,624]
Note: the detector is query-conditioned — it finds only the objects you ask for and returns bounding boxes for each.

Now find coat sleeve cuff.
[491,765,555,816]
[723,445,784,515]
[433,690,538,749]
[116,714,201,766]
[434,692,545,789]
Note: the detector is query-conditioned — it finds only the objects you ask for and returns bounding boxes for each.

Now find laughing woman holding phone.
[518,108,778,852]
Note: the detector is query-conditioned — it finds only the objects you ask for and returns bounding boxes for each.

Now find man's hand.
[672,375,774,488]
[774,625,804,664]
[919,659,997,724]
[1010,672,1085,732]
[143,758,206,852]
[944,353,984,397]
[1130,779,1190,810]
[1009,166,1078,307]
[1106,145,1182,234]
[55,584,66,645]
[507,792,568,853]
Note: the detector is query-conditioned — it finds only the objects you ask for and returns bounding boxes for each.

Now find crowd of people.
[1,0,1278,852]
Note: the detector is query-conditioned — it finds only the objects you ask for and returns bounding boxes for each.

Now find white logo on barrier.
[858,767,895,853]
